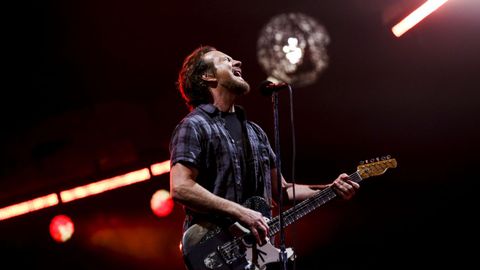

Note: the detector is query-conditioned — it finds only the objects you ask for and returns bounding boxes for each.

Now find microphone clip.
[259,80,290,96]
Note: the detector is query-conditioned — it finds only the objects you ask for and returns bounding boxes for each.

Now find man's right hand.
[236,206,269,246]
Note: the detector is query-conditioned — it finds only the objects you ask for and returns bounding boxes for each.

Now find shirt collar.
[198,103,218,116]
[198,103,246,120]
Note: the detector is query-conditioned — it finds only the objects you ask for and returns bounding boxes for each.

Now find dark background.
[1,0,479,269]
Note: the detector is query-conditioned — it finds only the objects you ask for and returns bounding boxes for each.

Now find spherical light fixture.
[257,12,331,88]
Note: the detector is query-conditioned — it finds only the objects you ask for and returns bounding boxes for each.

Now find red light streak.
[60,168,151,202]
[392,0,449,37]
[1,160,171,221]
[0,193,59,221]
[150,160,171,176]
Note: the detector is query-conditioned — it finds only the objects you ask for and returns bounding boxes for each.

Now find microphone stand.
[271,91,288,270]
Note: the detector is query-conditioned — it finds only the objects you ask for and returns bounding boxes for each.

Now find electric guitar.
[181,156,397,270]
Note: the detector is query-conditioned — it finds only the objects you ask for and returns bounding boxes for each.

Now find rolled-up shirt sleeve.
[169,119,203,169]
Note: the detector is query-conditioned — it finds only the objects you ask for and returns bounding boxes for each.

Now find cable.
[288,85,297,270]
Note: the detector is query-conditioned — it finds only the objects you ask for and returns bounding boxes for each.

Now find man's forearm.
[285,183,320,201]
[172,180,243,219]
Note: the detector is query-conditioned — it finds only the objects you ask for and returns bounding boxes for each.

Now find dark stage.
[1,0,479,269]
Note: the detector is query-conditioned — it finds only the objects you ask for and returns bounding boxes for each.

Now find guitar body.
[182,222,249,270]
[182,197,293,270]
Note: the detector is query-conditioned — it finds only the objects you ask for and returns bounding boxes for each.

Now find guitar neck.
[268,171,362,236]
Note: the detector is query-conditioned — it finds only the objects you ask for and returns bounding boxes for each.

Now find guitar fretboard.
[267,171,362,236]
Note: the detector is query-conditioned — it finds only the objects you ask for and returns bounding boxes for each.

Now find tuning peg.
[359,160,365,165]
[370,159,375,163]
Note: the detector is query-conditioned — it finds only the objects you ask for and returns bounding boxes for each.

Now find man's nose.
[233,60,242,67]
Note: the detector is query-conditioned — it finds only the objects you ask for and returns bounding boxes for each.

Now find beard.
[221,77,250,96]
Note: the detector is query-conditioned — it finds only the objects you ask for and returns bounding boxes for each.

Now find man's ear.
[202,72,216,82]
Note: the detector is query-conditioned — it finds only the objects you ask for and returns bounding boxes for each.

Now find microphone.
[259,80,290,96]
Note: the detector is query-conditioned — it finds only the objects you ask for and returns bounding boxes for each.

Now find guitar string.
[219,171,364,255]
[218,184,341,256]
[268,161,393,234]
[219,161,393,256]
[268,171,362,234]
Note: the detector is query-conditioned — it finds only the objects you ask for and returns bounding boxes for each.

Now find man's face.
[203,50,250,95]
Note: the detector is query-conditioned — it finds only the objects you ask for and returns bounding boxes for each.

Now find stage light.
[0,193,59,221]
[50,214,74,243]
[60,168,150,202]
[392,0,449,37]
[150,160,170,176]
[257,12,330,88]
[150,189,174,218]
[283,37,303,65]
[1,160,170,221]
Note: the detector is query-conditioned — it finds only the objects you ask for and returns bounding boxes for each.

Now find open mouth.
[233,70,242,77]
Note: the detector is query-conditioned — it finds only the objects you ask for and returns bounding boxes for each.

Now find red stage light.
[150,189,174,217]
[392,0,449,37]
[49,214,74,243]
[150,160,170,176]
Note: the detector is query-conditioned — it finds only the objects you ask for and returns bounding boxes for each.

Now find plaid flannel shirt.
[169,104,276,230]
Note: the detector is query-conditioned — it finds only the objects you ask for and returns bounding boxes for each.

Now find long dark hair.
[177,45,216,111]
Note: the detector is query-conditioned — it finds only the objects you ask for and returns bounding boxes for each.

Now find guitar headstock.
[357,155,397,179]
